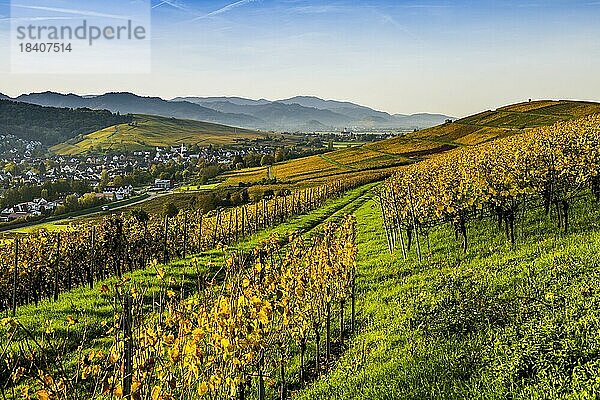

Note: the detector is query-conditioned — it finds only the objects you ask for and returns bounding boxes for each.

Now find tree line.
[0,100,132,146]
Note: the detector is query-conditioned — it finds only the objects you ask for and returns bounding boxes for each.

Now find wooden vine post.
[163,215,169,264]
[89,227,96,289]
[340,298,345,347]
[183,211,188,258]
[235,207,239,241]
[390,187,407,260]
[11,238,19,317]
[122,293,133,399]
[53,233,61,302]
[241,206,246,238]
[213,209,220,246]
[377,192,393,254]
[326,300,332,360]
[406,185,422,262]
[351,268,356,333]
[197,211,203,253]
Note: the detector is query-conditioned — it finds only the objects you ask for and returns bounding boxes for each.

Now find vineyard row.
[1,172,385,313]
[3,216,358,400]
[378,115,600,257]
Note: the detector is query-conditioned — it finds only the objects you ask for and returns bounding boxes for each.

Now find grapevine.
[378,115,600,254]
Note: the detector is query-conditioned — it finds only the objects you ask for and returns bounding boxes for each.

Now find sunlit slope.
[220,146,411,187]
[385,100,600,148]
[220,100,600,187]
[51,114,270,155]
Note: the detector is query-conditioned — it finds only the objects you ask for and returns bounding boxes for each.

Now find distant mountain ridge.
[7,91,453,131]
[13,92,261,128]
[178,96,272,106]
[174,95,453,130]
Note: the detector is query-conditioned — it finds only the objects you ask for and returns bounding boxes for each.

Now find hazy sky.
[1,0,599,117]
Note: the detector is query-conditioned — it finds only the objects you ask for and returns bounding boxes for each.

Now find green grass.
[332,142,367,149]
[296,191,600,399]
[8,178,600,399]
[175,183,221,191]
[319,153,356,170]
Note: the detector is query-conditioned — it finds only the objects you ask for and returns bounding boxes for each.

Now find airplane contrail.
[11,4,129,20]
[191,0,259,21]
[152,0,187,11]
[0,16,77,21]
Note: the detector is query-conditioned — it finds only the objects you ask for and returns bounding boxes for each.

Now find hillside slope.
[298,183,600,399]
[50,114,273,155]
[0,99,131,146]
[220,100,600,188]
[372,99,600,154]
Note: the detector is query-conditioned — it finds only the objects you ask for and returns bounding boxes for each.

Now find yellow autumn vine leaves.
[380,115,600,228]
[20,216,356,399]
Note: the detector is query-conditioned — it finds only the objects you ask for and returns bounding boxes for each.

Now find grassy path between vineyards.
[1,183,376,394]
[9,182,600,399]
[296,191,600,399]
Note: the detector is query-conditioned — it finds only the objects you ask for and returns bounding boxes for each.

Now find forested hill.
[0,99,132,147]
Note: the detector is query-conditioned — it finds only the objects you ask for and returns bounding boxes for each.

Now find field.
[1,185,374,398]
[5,100,600,399]
[220,151,408,189]
[50,114,277,155]
[221,100,600,190]
[6,180,600,398]
[332,141,367,149]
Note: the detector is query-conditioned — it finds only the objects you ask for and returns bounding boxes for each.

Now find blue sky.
[1,0,599,116]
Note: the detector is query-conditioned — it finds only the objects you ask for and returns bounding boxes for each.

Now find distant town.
[0,130,397,225]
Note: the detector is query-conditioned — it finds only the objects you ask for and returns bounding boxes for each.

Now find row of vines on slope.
[2,216,358,400]
[0,172,383,313]
[378,115,600,257]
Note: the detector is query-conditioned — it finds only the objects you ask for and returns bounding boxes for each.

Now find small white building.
[154,179,173,190]
[103,185,134,201]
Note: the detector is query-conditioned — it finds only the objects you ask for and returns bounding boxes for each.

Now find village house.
[0,198,60,221]
[102,185,134,201]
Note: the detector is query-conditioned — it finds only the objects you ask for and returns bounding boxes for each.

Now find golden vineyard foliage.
[10,216,357,400]
[378,115,600,252]
[0,176,377,311]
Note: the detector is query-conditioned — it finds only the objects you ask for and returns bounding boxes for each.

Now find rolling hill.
[0,99,131,146]
[277,95,446,128]
[220,100,600,188]
[50,114,274,156]
[181,100,352,128]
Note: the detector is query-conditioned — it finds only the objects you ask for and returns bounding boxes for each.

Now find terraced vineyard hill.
[221,100,600,188]
[371,99,600,156]
[50,114,277,155]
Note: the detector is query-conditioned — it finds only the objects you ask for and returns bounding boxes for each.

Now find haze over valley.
[1,91,453,132]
